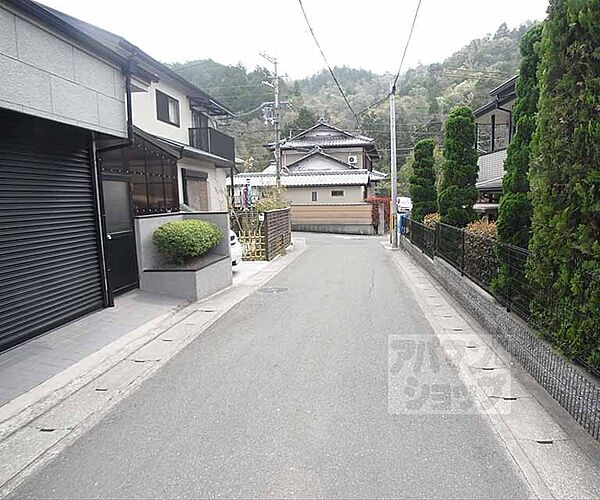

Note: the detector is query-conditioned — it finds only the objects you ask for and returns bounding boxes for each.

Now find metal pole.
[274,58,281,188]
[390,83,398,248]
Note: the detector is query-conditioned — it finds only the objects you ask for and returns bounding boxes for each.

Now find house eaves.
[134,128,233,168]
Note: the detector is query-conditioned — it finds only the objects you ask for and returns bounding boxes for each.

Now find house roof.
[37,3,233,117]
[474,75,518,119]
[267,120,380,160]
[232,169,385,188]
[134,127,234,168]
[476,176,504,192]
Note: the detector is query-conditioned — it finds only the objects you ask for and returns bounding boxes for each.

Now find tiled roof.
[282,136,374,149]
[232,169,384,187]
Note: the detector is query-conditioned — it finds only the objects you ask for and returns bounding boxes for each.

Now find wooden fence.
[230,208,291,261]
[290,203,374,234]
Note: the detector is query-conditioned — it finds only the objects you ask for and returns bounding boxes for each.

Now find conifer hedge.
[409,139,437,222]
[493,24,543,302]
[528,0,600,369]
[438,107,478,227]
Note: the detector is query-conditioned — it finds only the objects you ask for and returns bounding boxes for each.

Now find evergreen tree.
[409,139,437,222]
[282,107,318,138]
[438,106,478,227]
[497,24,542,248]
[528,0,600,369]
[494,24,543,303]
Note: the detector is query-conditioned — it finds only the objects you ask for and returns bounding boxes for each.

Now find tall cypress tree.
[409,139,437,222]
[494,24,543,302]
[528,0,600,369]
[438,106,478,227]
[497,24,543,247]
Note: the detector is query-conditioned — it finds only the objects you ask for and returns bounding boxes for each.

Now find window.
[311,191,318,202]
[331,190,344,197]
[156,90,180,126]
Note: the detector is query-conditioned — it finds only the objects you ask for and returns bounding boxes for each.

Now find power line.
[358,0,422,117]
[391,0,423,92]
[297,0,362,131]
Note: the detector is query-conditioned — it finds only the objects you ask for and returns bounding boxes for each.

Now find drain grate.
[258,287,289,294]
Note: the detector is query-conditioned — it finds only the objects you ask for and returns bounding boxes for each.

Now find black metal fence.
[405,219,599,376]
[405,219,600,441]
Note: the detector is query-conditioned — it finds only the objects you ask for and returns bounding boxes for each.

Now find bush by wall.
[438,107,478,227]
[409,139,437,222]
[153,219,222,265]
[528,0,600,368]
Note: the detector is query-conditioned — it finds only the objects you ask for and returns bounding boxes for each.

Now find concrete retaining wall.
[292,223,375,235]
[399,235,600,442]
[134,212,232,301]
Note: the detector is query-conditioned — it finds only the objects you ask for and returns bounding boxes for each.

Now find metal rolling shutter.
[0,111,104,350]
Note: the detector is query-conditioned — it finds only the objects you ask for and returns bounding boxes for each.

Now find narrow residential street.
[9,233,538,499]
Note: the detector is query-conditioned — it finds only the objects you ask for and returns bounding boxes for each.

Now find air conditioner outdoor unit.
[348,155,358,165]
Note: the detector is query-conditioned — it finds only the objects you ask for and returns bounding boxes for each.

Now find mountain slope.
[169,22,534,172]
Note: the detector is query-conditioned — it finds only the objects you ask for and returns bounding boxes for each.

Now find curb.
[0,237,306,496]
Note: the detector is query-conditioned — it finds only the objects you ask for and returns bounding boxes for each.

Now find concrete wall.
[284,185,364,204]
[0,5,127,137]
[134,211,232,300]
[398,235,600,441]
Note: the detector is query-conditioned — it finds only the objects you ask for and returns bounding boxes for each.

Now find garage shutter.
[0,110,104,350]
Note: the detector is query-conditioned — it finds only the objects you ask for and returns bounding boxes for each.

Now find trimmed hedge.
[409,139,437,223]
[153,219,222,265]
[438,106,478,227]
[528,0,600,369]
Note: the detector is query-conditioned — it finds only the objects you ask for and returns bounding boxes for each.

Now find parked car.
[230,230,243,266]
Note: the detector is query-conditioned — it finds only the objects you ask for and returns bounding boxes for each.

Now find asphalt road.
[11,233,532,499]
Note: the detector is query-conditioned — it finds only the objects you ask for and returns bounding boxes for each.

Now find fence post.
[263,211,270,261]
[461,228,465,276]
[506,244,511,313]
[434,223,439,257]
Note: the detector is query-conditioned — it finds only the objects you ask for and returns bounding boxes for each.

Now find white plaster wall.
[283,185,364,204]
[0,5,126,137]
[132,79,193,144]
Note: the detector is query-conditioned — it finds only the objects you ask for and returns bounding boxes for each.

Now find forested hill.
[169,22,534,172]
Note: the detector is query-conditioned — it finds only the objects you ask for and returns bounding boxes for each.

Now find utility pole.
[389,82,398,248]
[260,52,281,187]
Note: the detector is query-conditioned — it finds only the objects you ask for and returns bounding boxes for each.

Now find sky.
[40,0,549,79]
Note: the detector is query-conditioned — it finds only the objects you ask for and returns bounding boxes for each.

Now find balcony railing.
[189,127,235,163]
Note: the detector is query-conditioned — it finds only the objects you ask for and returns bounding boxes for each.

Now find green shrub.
[464,220,498,288]
[409,139,438,222]
[528,0,600,370]
[153,219,222,265]
[438,106,478,227]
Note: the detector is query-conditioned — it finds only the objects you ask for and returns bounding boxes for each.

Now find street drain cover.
[258,287,289,294]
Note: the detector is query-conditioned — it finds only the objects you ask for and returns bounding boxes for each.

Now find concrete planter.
[134,212,232,301]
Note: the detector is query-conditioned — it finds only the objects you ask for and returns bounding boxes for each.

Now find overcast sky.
[41,0,549,79]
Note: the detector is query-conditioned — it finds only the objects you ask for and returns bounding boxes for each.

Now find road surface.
[11,233,533,498]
